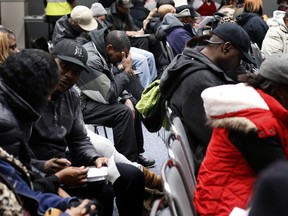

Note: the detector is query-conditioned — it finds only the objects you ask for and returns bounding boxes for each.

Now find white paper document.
[87,166,108,182]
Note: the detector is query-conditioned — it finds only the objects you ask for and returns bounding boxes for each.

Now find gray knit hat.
[259,53,288,85]
[91,2,107,17]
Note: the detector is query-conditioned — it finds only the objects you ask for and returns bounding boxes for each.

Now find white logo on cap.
[74,46,84,57]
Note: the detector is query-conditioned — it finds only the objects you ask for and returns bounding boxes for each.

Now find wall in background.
[29,0,278,17]
[7,0,280,48]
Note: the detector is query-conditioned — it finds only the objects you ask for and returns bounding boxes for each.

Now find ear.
[222,42,232,54]
[106,44,113,51]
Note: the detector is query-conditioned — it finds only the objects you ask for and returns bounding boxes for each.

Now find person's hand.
[55,166,89,187]
[137,28,145,35]
[44,158,71,173]
[124,99,135,118]
[120,51,133,75]
[65,199,97,216]
[95,157,109,168]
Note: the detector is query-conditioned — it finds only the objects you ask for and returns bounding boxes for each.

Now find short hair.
[105,30,131,52]
[158,4,176,19]
[0,49,60,110]
[0,32,10,63]
[156,0,175,9]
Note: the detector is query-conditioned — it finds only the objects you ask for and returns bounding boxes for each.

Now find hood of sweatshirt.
[236,12,259,26]
[160,46,234,100]
[88,27,109,62]
[161,13,184,34]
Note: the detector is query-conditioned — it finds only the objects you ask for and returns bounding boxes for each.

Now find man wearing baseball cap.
[29,39,145,216]
[160,22,255,175]
[52,5,98,45]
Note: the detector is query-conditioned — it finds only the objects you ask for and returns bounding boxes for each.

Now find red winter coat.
[194,84,288,216]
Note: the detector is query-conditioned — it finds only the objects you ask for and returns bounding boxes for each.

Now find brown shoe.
[143,167,163,191]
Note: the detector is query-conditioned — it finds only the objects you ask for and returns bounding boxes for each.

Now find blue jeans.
[131,47,158,88]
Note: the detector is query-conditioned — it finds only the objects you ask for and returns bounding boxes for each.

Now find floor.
[94,125,169,216]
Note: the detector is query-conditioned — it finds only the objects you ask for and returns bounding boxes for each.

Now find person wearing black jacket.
[29,39,145,216]
[236,0,268,49]
[160,23,255,175]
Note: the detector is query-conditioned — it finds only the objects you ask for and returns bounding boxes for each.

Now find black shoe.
[137,155,156,168]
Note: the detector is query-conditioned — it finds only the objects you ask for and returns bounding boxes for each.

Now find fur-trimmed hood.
[201,83,282,134]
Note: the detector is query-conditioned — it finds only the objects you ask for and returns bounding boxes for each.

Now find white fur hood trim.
[201,83,269,117]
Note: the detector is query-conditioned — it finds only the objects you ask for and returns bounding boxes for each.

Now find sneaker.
[137,155,156,168]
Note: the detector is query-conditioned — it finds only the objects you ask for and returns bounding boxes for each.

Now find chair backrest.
[165,41,174,62]
[250,42,263,69]
[165,107,198,215]
[150,198,172,216]
[161,159,196,216]
[166,108,197,184]
[160,40,174,63]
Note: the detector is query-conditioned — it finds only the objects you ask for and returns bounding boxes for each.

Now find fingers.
[95,157,109,168]
[54,158,71,167]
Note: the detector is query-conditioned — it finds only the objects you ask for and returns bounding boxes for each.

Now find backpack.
[136,80,168,132]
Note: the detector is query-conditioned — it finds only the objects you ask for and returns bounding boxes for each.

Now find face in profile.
[8,34,19,53]
[106,44,129,65]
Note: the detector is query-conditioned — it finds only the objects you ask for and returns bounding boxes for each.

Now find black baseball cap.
[51,39,89,72]
[212,23,255,64]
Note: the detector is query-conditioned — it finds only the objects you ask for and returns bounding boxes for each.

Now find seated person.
[77,29,155,167]
[91,2,158,88]
[0,146,96,216]
[161,6,199,56]
[0,48,89,215]
[194,53,288,216]
[160,23,255,175]
[28,39,145,216]
[106,0,164,70]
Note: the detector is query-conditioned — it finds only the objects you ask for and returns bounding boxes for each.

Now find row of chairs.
[150,107,198,216]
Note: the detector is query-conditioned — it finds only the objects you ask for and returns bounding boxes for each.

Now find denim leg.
[132,47,158,83]
[131,49,151,88]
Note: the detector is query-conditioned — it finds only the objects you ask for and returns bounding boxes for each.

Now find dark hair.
[156,0,175,9]
[277,0,286,4]
[105,30,131,52]
[0,49,59,109]
[238,72,278,96]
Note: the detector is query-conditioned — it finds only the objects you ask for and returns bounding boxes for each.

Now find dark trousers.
[66,163,144,216]
[81,97,144,162]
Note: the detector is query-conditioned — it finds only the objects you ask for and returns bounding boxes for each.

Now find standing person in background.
[236,0,268,49]
[44,0,77,39]
[262,11,288,57]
